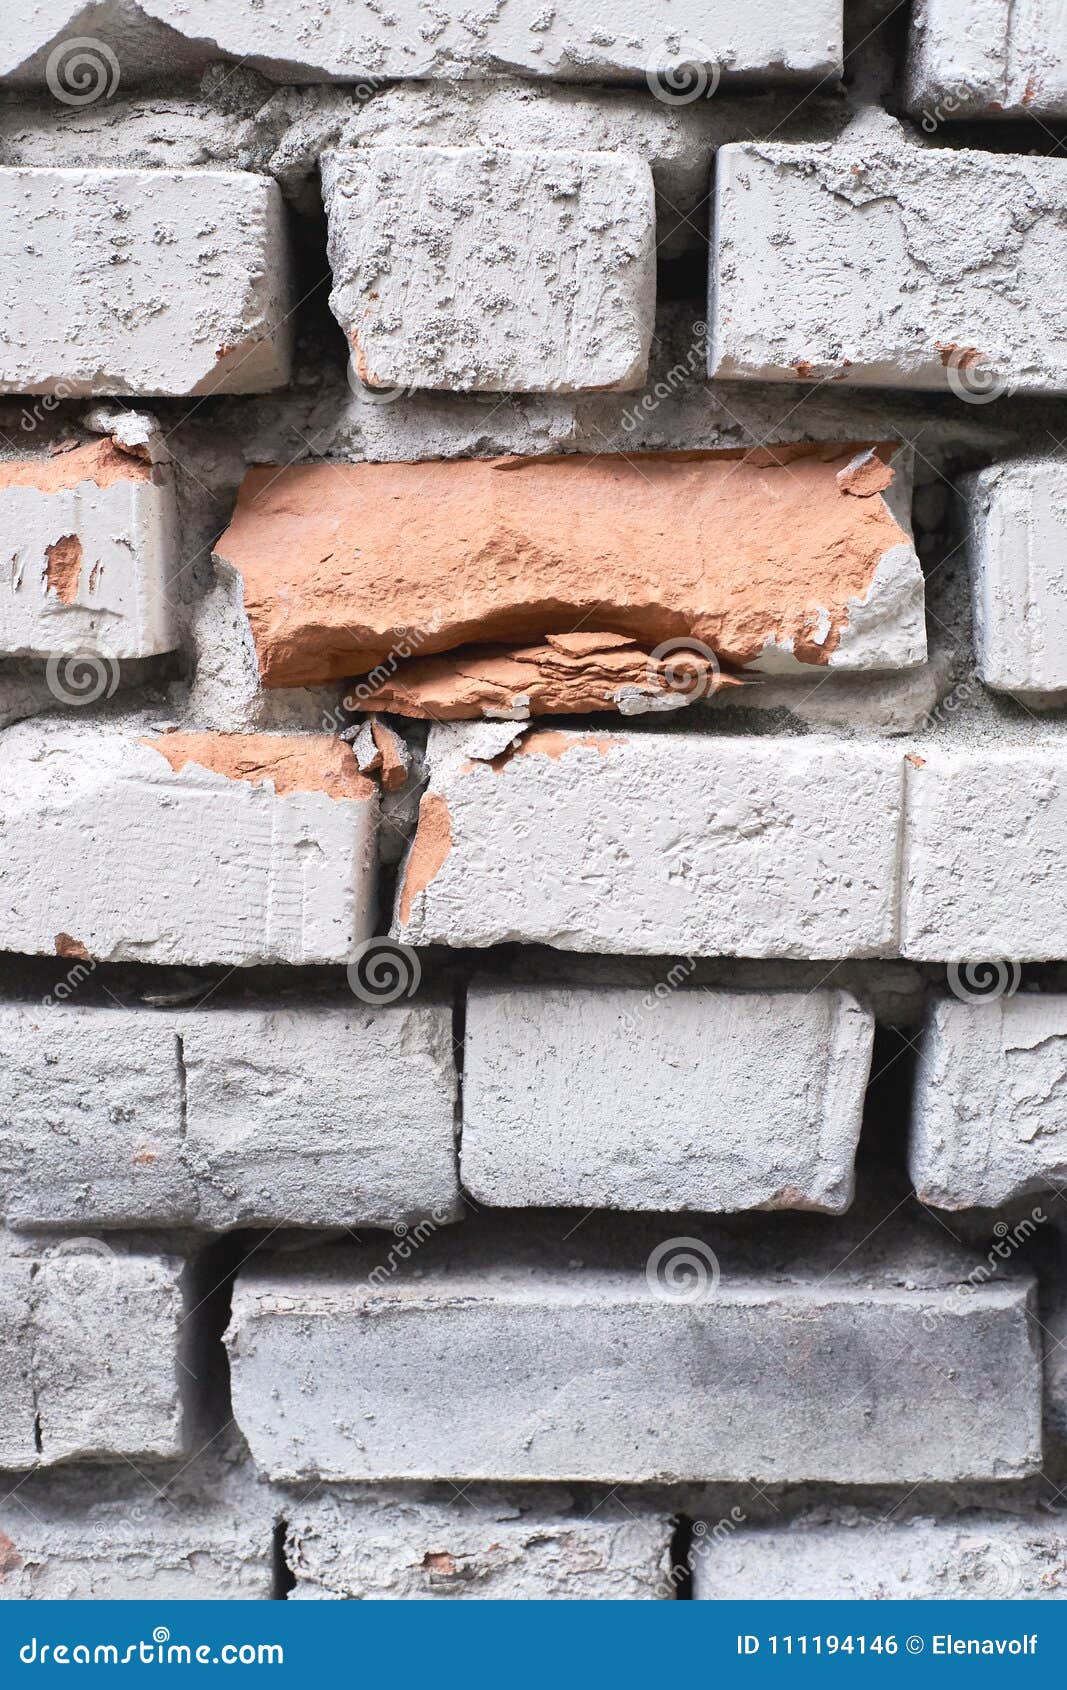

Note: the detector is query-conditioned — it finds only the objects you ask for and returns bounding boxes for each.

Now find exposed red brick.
[44,534,83,604]
[143,733,374,802]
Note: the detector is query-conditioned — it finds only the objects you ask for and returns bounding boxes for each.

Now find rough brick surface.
[323,146,656,394]
[0,1467,274,1599]
[461,984,873,1213]
[906,0,1067,123]
[227,1223,1040,1485]
[214,447,923,694]
[0,441,178,660]
[0,997,459,1230]
[394,727,903,959]
[709,139,1067,392]
[2,2,843,86]
[911,995,1067,1209]
[964,459,1067,694]
[693,1513,1067,1600]
[0,167,291,396]
[0,724,377,966]
[901,747,1067,962]
[0,1248,183,1469]
[285,1488,674,1600]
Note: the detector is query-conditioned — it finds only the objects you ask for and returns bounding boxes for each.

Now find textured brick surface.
[0,167,292,396]
[462,984,873,1212]
[964,459,1067,694]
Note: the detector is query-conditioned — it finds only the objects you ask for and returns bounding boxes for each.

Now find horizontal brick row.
[227,1221,1041,1485]
[0,1249,183,1469]
[9,722,1067,967]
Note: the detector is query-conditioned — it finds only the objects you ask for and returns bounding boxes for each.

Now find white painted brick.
[906,0,1067,124]
[964,459,1067,694]
[0,1249,183,1468]
[0,998,459,1230]
[227,1229,1040,1484]
[709,140,1067,393]
[0,1467,274,1599]
[901,747,1067,962]
[322,146,656,394]
[0,1259,38,1469]
[34,1253,184,1464]
[0,723,377,967]
[0,167,292,396]
[0,443,178,660]
[693,1513,1067,1599]
[285,1488,674,1600]
[911,995,1067,1209]
[2,2,843,86]
[462,984,873,1213]
[394,727,902,960]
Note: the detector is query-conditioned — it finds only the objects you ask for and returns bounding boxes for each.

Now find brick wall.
[1,0,1066,1602]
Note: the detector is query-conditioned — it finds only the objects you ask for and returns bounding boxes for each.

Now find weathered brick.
[963,459,1067,694]
[0,997,459,1230]
[227,1222,1040,1484]
[3,3,843,87]
[394,727,903,959]
[323,146,656,394]
[692,1513,1067,1600]
[0,1247,184,1468]
[285,1488,674,1600]
[0,441,178,661]
[213,447,924,696]
[709,140,1067,393]
[462,984,873,1213]
[0,1466,273,1599]
[0,725,377,967]
[911,994,1067,1208]
[901,748,1067,962]
[0,167,291,396]
[906,0,1067,124]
